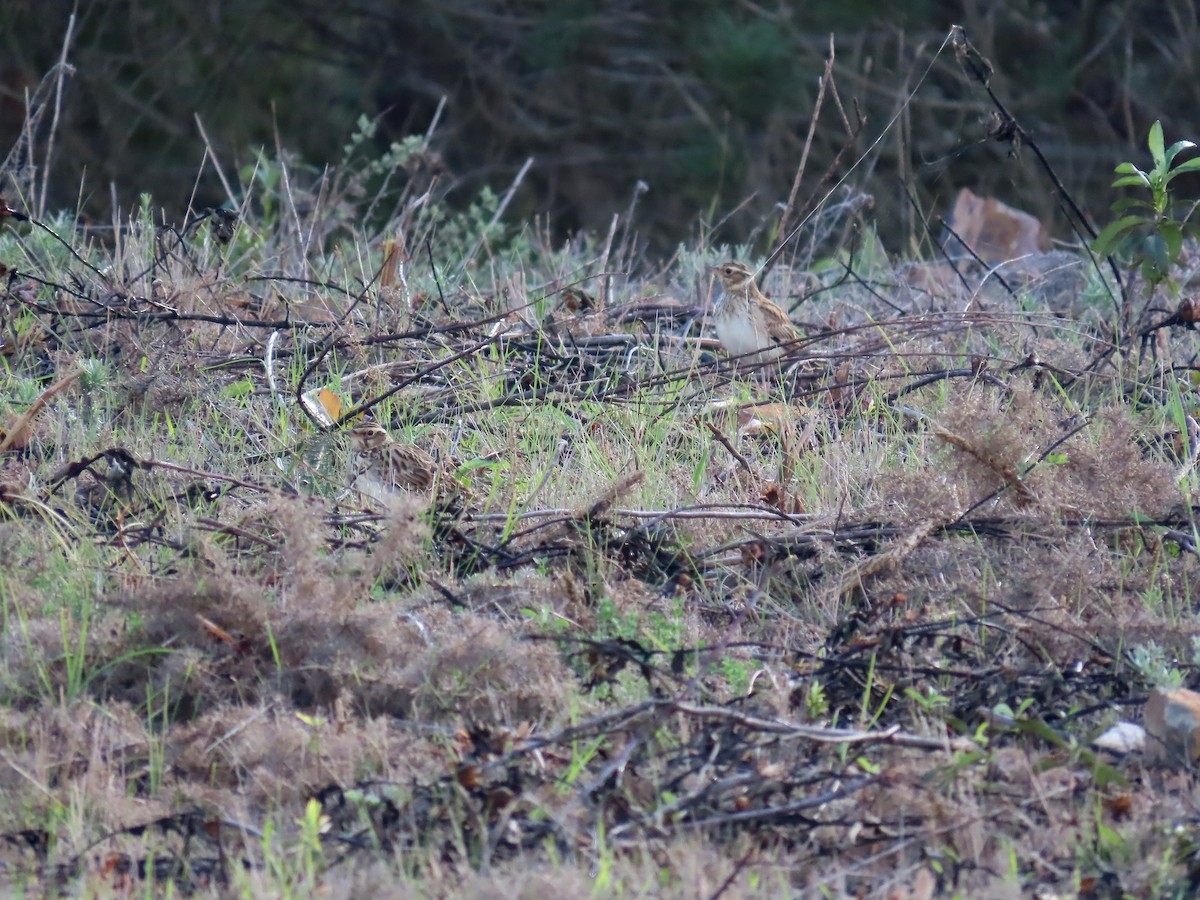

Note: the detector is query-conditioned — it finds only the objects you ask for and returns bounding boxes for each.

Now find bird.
[74,449,137,520]
[711,261,804,363]
[345,417,438,505]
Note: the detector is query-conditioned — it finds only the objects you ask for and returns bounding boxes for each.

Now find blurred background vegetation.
[2,0,1198,255]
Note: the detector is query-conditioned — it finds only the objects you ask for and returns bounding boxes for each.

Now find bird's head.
[712,260,756,293]
[348,419,389,451]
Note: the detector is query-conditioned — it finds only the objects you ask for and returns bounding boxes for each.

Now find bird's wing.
[388,444,438,491]
[760,301,802,347]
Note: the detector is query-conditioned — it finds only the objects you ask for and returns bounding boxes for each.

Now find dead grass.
[3,145,1200,899]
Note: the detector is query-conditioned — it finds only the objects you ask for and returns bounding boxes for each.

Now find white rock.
[1093,721,1145,754]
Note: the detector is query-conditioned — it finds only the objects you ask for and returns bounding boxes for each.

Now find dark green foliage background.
[3,0,1198,250]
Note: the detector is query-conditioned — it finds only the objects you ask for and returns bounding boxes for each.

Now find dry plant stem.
[517,472,648,558]
[599,211,618,309]
[949,26,1127,327]
[468,503,808,525]
[951,415,1093,523]
[337,335,499,426]
[513,434,570,520]
[929,420,1033,504]
[825,35,855,135]
[984,599,1119,660]
[204,704,277,756]
[901,183,975,299]
[193,114,239,208]
[0,367,82,451]
[456,155,534,275]
[1,29,77,211]
[813,818,992,893]
[766,119,868,280]
[185,144,211,226]
[294,322,499,432]
[774,37,830,256]
[936,212,1016,296]
[38,13,76,220]
[145,458,294,496]
[952,27,1098,243]
[0,749,61,803]
[703,420,753,475]
[275,126,311,268]
[1165,528,1200,559]
[474,698,971,787]
[707,849,758,900]
[764,29,953,276]
[676,778,873,831]
[581,470,644,520]
[615,179,648,273]
[831,516,949,602]
[15,213,106,278]
[777,420,801,489]
[191,517,283,551]
[365,98,446,228]
[14,268,292,327]
[705,190,760,245]
[897,36,915,248]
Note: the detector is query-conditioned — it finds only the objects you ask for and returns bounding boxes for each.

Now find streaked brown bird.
[346,417,438,504]
[711,261,803,362]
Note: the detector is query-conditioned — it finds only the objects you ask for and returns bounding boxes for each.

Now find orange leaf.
[318,389,342,422]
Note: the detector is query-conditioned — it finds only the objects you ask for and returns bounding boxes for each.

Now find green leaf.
[1092,215,1146,257]
[1111,173,1151,190]
[1114,162,1141,175]
[1148,120,1165,169]
[1140,246,1170,286]
[1166,157,1200,178]
[1160,221,1184,262]
[1165,139,1197,168]
[221,378,254,399]
[1091,761,1128,790]
[1014,716,1068,748]
[1145,231,1170,262]
[1143,233,1170,276]
[1107,197,1155,214]
[1096,821,1123,849]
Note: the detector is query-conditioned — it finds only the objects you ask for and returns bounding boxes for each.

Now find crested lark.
[711,261,803,363]
[346,417,438,504]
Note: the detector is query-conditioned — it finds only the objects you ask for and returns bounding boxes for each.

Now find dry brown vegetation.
[6,34,1200,900]
[2,195,1200,898]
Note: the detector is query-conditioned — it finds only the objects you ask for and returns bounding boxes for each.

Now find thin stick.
[598,212,619,309]
[423,95,447,147]
[774,44,831,262]
[0,368,82,452]
[457,156,534,274]
[193,114,238,209]
[671,701,975,751]
[704,420,753,474]
[513,435,570,521]
[761,29,955,277]
[38,11,77,220]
